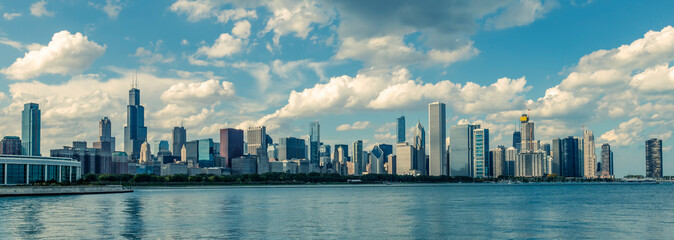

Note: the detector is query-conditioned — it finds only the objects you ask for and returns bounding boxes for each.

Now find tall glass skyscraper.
[21,103,40,156]
[310,121,320,164]
[352,140,363,175]
[429,102,446,176]
[396,116,405,144]
[449,124,478,177]
[124,87,147,161]
[645,138,663,178]
[512,131,521,151]
[94,117,115,153]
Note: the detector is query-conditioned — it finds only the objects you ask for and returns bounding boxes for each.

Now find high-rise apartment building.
[429,102,446,176]
[551,138,561,175]
[397,116,405,143]
[21,103,41,156]
[124,86,147,161]
[473,128,490,178]
[520,114,536,152]
[505,147,517,176]
[600,143,614,178]
[560,136,583,177]
[646,138,663,178]
[172,126,186,157]
[490,146,506,178]
[583,130,597,178]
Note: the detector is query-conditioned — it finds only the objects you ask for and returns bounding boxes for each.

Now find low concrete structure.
[0,185,132,197]
[0,155,81,185]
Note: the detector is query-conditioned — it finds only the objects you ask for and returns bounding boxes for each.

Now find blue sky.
[0,0,672,177]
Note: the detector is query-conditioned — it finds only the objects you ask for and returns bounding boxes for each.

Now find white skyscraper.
[583,130,597,178]
[429,102,447,176]
[396,142,414,175]
[247,126,267,157]
[140,141,151,164]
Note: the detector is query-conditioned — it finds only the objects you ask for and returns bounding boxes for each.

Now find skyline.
[0,1,672,178]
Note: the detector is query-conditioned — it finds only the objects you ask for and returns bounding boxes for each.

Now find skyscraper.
[93,117,115,153]
[473,128,490,178]
[370,144,392,174]
[551,138,561,175]
[645,138,663,178]
[560,136,583,177]
[449,124,478,177]
[172,126,186,157]
[21,103,41,156]
[352,140,363,175]
[505,147,517,176]
[124,86,147,161]
[198,139,215,168]
[601,143,613,178]
[247,126,267,157]
[220,128,244,168]
[413,122,426,175]
[512,131,521,151]
[397,116,406,143]
[429,102,446,176]
[583,130,597,178]
[520,114,535,152]
[396,142,414,175]
[490,146,506,178]
[310,121,320,165]
[140,141,151,164]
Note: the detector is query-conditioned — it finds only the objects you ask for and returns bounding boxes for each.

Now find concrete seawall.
[0,185,133,197]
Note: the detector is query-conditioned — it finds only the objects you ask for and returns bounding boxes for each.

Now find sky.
[0,0,672,177]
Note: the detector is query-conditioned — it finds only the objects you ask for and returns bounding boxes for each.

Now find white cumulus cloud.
[336,121,371,131]
[3,12,21,20]
[196,33,243,58]
[1,30,106,80]
[160,79,235,104]
[30,0,55,17]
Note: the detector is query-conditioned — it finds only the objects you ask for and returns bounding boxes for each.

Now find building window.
[61,166,70,183]
[46,165,58,181]
[0,164,4,184]
[29,165,45,183]
[7,164,26,185]
[70,167,78,181]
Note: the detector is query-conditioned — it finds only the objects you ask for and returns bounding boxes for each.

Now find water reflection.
[18,201,44,237]
[121,196,144,239]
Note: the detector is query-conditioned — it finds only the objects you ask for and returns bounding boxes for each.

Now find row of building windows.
[0,164,79,185]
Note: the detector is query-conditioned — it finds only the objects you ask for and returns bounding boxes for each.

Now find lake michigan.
[0,183,672,239]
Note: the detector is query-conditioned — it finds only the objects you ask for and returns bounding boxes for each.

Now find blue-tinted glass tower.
[21,103,40,156]
[124,87,147,161]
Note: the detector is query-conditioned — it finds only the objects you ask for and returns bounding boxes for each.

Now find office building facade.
[646,138,663,178]
[429,102,446,176]
[124,87,147,161]
[21,103,41,156]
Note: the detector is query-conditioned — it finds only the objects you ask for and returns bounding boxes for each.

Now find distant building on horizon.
[247,126,267,157]
[124,86,147,161]
[645,138,663,178]
[278,137,306,160]
[583,130,597,178]
[352,140,363,175]
[172,126,186,157]
[396,142,414,175]
[600,143,614,178]
[449,124,479,177]
[22,103,41,156]
[310,121,320,165]
[413,122,426,175]
[512,131,521,152]
[220,128,244,168]
[491,146,506,178]
[93,117,115,153]
[473,128,490,178]
[397,116,405,144]
[0,136,22,155]
[429,102,447,176]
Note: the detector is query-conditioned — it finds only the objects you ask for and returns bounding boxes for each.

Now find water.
[0,183,672,239]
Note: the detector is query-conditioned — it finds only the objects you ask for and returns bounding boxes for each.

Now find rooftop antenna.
[134,70,138,89]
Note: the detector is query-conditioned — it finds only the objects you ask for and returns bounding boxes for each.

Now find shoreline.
[0,185,133,197]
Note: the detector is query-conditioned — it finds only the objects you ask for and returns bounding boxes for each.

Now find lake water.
[0,183,672,239]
